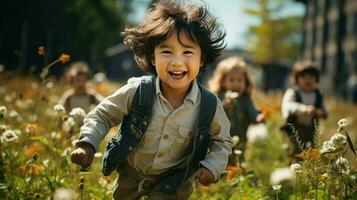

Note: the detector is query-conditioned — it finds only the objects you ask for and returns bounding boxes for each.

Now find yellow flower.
[38,46,45,56]
[59,53,70,63]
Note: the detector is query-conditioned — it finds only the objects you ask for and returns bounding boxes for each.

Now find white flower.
[351,175,356,180]
[290,163,302,174]
[94,152,103,158]
[225,91,239,99]
[1,129,18,143]
[338,118,349,128]
[272,184,282,191]
[330,133,348,152]
[9,110,18,118]
[320,141,337,155]
[232,135,240,146]
[336,157,350,175]
[62,117,75,132]
[0,106,7,116]
[270,167,294,185]
[53,187,75,200]
[234,150,242,155]
[53,104,65,114]
[69,107,86,118]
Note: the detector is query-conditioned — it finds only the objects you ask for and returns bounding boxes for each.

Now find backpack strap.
[102,75,156,176]
[294,89,302,103]
[157,83,217,193]
[314,89,323,108]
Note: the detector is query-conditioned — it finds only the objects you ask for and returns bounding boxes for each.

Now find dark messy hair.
[293,60,320,84]
[122,0,226,73]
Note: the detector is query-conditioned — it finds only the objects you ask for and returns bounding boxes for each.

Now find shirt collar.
[155,77,199,105]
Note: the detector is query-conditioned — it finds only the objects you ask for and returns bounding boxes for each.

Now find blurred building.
[297,0,357,98]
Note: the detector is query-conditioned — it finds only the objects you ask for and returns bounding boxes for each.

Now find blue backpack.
[102,75,218,193]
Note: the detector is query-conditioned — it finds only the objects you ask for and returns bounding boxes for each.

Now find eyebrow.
[158,44,196,49]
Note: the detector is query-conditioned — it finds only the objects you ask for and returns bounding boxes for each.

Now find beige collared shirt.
[78,76,232,180]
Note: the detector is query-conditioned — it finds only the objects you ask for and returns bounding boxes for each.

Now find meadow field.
[0,69,356,199]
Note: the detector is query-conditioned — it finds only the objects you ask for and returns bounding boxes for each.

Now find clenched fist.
[70,142,95,169]
[195,167,215,186]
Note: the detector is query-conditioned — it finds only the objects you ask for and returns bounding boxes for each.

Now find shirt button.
[163,135,168,140]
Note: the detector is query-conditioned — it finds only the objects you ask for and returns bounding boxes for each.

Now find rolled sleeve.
[200,97,233,181]
[77,79,140,151]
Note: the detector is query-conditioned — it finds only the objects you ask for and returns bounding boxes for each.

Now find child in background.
[59,61,103,114]
[208,56,265,167]
[70,1,232,199]
[281,60,328,160]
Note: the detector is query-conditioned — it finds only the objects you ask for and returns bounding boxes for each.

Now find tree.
[244,0,303,64]
[0,0,134,74]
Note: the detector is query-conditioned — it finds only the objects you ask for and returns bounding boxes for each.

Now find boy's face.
[152,30,201,95]
[223,68,246,93]
[297,73,317,92]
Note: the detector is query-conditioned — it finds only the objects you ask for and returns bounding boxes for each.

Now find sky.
[129,0,305,49]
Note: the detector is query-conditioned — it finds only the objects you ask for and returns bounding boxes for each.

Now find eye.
[184,51,193,54]
[161,50,171,54]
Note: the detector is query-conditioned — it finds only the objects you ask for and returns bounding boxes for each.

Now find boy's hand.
[70,142,95,169]
[306,105,316,116]
[195,167,215,186]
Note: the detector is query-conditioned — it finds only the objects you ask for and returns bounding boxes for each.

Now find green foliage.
[243,0,303,63]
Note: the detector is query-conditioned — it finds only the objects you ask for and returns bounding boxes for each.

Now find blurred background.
[0,0,356,102]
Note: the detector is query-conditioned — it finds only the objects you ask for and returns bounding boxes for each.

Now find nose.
[170,57,185,67]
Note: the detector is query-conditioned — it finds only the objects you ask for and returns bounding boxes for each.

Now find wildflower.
[289,163,302,174]
[234,149,242,155]
[226,166,243,180]
[335,157,350,174]
[232,135,239,146]
[25,143,45,157]
[247,123,268,143]
[270,167,294,185]
[320,140,337,155]
[53,104,66,115]
[330,133,348,152]
[351,175,356,180]
[59,53,70,63]
[53,187,75,200]
[23,123,42,135]
[62,117,75,132]
[69,107,86,118]
[9,110,19,118]
[0,106,7,118]
[272,184,282,191]
[225,90,239,99]
[338,118,349,128]
[0,129,18,143]
[94,152,103,158]
[38,46,45,56]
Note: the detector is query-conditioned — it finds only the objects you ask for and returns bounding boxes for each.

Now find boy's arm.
[199,98,233,182]
[282,88,311,118]
[77,80,140,151]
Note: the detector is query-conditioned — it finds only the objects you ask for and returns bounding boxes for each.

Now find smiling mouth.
[168,71,187,79]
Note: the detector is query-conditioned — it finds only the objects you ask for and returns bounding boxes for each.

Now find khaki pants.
[112,163,193,200]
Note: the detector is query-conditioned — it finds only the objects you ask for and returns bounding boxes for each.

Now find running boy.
[70,1,232,199]
[281,60,328,159]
